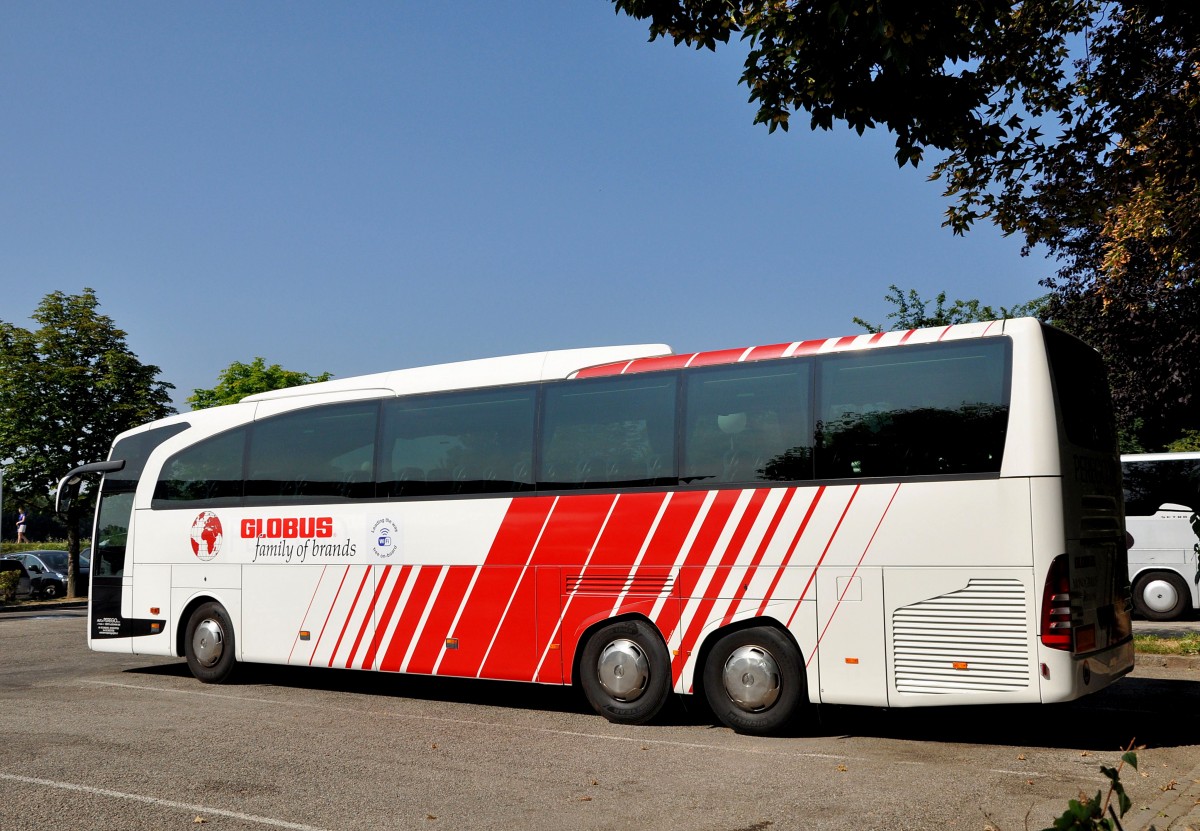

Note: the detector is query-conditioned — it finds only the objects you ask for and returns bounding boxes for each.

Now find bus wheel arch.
[181,598,238,683]
[697,620,807,736]
[1132,570,1191,621]
[575,615,672,726]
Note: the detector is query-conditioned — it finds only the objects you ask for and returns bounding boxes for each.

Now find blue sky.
[1,2,1050,410]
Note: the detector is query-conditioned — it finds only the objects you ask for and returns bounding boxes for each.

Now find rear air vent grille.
[893,578,1031,695]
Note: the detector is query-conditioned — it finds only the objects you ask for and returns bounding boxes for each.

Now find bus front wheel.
[578,619,671,725]
[1132,572,1191,622]
[703,626,805,736]
[185,601,237,683]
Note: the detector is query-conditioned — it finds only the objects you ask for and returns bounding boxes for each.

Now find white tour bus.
[59,318,1133,734]
[1122,452,1200,621]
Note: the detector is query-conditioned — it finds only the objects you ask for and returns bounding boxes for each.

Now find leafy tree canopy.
[853,284,1047,333]
[188,357,333,410]
[0,289,175,592]
[614,1,1200,450]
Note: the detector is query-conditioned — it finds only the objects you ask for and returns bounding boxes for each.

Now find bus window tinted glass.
[153,427,247,507]
[107,423,190,486]
[683,362,812,484]
[815,340,1011,479]
[1043,325,1117,453]
[1123,458,1200,516]
[93,492,134,577]
[100,423,190,572]
[380,387,536,498]
[246,402,379,504]
[540,375,677,489]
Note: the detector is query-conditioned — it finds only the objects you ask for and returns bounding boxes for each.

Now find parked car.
[0,559,33,601]
[3,550,88,599]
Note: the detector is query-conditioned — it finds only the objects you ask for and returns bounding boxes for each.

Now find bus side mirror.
[56,475,82,515]
[55,460,126,514]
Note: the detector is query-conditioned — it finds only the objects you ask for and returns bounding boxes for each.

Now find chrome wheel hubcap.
[193,619,225,668]
[722,645,781,712]
[596,638,649,701]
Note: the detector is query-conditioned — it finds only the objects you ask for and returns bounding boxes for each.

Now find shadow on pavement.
[126,660,1198,750]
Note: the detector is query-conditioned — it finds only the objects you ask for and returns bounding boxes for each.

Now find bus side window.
[681,363,812,485]
[539,375,677,490]
[1122,459,1200,516]
[153,428,247,507]
[815,340,1010,480]
[245,402,378,504]
[379,387,536,499]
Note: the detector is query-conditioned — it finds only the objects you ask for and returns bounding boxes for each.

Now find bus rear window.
[1043,326,1116,453]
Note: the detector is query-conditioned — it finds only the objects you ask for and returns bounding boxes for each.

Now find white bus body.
[63,319,1133,734]
[1122,452,1200,621]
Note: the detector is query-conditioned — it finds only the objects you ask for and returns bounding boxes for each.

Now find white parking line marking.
[76,679,1109,782]
[0,772,334,831]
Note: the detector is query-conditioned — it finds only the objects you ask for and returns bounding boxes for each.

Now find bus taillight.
[1041,553,1074,651]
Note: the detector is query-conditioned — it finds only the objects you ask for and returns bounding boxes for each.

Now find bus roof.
[233,317,1028,404]
[239,343,673,403]
[574,318,1020,379]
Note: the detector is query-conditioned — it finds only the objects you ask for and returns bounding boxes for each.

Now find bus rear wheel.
[578,619,671,725]
[703,626,804,736]
[1132,572,1190,621]
[185,601,237,683]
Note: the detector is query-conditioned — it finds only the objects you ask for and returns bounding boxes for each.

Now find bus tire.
[185,601,237,683]
[1132,571,1191,621]
[578,619,671,725]
[703,626,804,736]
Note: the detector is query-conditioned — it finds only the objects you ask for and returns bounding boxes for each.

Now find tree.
[187,357,333,410]
[0,289,175,595]
[853,284,1046,333]
[611,1,1095,168]
[612,2,1200,449]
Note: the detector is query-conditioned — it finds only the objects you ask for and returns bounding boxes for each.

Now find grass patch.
[1134,632,1200,655]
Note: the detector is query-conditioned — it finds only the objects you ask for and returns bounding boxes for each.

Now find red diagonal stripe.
[480,494,615,681]
[344,564,392,669]
[719,487,797,626]
[403,566,478,675]
[652,490,741,650]
[289,564,328,664]
[539,492,666,682]
[309,565,353,666]
[328,566,373,668]
[786,485,860,628]
[379,566,443,672]
[808,484,901,667]
[757,486,825,615]
[360,564,414,670]
[671,488,771,681]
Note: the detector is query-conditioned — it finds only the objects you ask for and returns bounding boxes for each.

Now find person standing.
[16,506,27,543]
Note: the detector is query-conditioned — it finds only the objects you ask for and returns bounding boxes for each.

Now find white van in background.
[1122,452,1200,620]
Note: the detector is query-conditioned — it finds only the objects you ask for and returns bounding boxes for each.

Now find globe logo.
[190,511,224,561]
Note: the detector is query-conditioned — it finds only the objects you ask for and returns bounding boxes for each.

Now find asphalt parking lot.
[0,607,1197,831]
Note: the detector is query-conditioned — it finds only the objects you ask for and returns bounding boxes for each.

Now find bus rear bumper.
[1040,638,1135,703]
